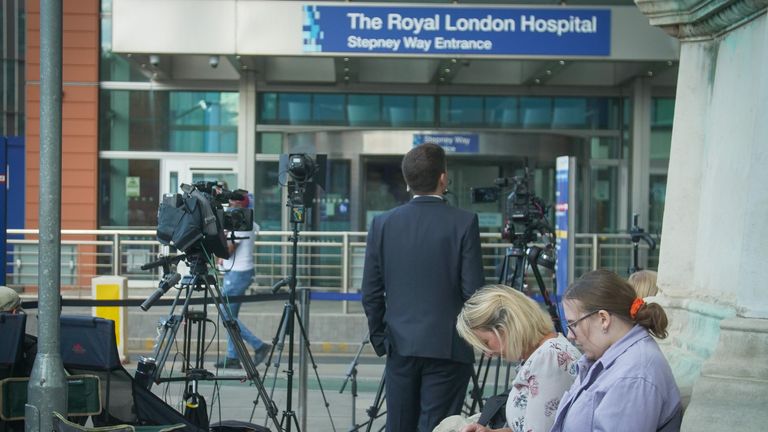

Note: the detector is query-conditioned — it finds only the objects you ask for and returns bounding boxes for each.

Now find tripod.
[138,252,281,431]
[256,206,335,432]
[339,333,387,432]
[628,213,657,275]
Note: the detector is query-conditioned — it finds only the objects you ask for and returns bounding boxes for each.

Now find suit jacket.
[361,196,484,364]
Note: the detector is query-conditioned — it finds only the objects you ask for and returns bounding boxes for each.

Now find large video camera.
[278,153,327,223]
[471,166,552,245]
[156,181,254,259]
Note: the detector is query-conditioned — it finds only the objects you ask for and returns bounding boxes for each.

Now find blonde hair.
[456,284,554,360]
[628,270,659,298]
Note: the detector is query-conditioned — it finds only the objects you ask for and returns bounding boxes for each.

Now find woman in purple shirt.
[550,269,683,432]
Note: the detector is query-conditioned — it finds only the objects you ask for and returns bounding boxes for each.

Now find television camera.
[471,166,553,245]
[156,181,254,260]
[278,153,327,224]
[469,165,560,328]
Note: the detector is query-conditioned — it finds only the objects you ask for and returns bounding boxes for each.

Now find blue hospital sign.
[302,5,610,56]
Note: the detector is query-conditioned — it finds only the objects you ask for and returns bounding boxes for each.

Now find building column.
[238,70,258,192]
[635,1,768,430]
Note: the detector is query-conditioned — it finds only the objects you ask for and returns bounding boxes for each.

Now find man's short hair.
[401,143,446,194]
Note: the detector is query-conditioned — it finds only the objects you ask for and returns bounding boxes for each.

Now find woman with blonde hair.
[453,285,580,432]
[628,269,659,298]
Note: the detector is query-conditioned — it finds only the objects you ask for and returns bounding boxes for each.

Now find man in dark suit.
[362,143,485,432]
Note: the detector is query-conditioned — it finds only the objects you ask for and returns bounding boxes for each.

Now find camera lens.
[288,154,315,182]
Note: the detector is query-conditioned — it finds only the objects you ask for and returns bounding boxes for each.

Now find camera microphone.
[140,272,182,311]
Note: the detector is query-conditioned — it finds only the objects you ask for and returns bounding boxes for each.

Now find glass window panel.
[382,95,415,126]
[98,159,160,228]
[589,165,619,233]
[520,97,552,128]
[590,137,621,159]
[314,159,352,231]
[415,96,434,125]
[552,98,587,128]
[278,93,311,124]
[348,95,381,125]
[443,96,484,126]
[254,161,282,231]
[485,96,518,127]
[363,161,409,229]
[652,98,675,127]
[258,132,282,155]
[651,98,674,160]
[100,90,238,152]
[312,94,345,124]
[649,173,667,234]
[588,97,620,129]
[260,93,278,122]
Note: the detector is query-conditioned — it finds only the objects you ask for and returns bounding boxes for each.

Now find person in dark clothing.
[362,143,485,432]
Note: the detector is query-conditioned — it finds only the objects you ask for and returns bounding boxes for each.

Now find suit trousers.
[385,351,473,432]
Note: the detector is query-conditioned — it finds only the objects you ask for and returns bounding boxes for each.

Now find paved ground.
[126,352,390,432]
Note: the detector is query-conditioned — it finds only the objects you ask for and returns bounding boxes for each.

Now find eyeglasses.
[566,310,598,334]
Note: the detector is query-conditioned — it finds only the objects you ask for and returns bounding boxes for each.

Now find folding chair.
[52,413,185,432]
[0,314,27,381]
[59,316,198,430]
[0,313,28,432]
[0,375,102,430]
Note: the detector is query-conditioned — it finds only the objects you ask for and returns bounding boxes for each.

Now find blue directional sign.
[413,133,479,153]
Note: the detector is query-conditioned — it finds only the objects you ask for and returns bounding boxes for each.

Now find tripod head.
[629,213,657,250]
[629,213,657,274]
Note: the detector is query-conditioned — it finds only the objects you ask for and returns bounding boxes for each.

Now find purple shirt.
[549,325,682,432]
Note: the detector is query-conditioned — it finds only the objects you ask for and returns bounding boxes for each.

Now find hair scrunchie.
[630,297,645,319]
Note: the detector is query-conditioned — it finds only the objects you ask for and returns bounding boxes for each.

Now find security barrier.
[4,229,659,297]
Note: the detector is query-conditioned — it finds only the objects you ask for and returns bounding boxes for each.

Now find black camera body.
[156,182,253,259]
[278,153,327,223]
[471,168,551,244]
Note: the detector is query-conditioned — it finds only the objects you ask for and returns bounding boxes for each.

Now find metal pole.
[26,0,67,430]
[341,232,349,314]
[298,288,310,432]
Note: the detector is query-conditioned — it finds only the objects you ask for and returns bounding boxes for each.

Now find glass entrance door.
[161,159,239,197]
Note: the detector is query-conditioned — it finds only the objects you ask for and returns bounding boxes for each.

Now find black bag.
[476,389,510,429]
[210,420,270,432]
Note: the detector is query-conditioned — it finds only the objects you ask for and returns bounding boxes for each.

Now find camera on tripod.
[278,153,327,224]
[471,164,562,333]
[156,181,254,259]
[471,166,552,244]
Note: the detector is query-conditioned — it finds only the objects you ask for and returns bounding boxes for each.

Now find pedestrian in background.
[215,193,271,369]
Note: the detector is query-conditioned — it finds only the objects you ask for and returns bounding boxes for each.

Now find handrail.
[4,228,660,295]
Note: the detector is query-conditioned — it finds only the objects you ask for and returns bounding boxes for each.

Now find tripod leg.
[206,278,282,431]
[264,302,293,407]
[365,370,386,432]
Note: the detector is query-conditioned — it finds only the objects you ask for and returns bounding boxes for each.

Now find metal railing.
[4,229,660,297]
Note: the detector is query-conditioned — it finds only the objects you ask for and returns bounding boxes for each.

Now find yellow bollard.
[91,276,128,363]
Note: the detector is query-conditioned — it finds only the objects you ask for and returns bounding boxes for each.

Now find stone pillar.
[634,1,768,430]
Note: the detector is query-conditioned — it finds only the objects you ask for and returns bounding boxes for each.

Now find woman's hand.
[459,424,492,432]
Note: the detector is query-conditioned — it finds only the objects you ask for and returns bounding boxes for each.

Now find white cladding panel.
[113,0,237,54]
[112,0,679,60]
[236,2,305,55]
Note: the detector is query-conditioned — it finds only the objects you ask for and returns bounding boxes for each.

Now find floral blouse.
[505,334,580,432]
